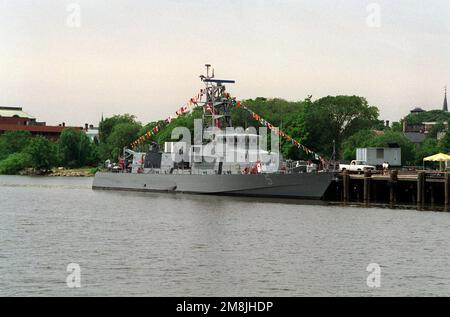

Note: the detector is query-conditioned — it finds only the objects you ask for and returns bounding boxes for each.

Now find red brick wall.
[0,117,30,125]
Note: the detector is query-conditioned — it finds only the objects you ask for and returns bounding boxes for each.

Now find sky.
[0,0,449,126]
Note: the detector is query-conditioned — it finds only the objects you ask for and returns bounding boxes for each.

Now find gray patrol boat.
[93,65,334,199]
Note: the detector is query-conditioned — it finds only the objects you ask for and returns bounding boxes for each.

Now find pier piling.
[417,172,425,204]
[445,173,450,205]
[335,170,449,207]
[389,170,398,204]
[363,170,371,202]
[342,170,350,202]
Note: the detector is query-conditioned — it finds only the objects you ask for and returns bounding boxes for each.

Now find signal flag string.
[131,93,326,162]
[235,102,326,162]
[131,89,206,149]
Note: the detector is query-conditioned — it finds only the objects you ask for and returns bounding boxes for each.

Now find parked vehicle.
[339,160,376,173]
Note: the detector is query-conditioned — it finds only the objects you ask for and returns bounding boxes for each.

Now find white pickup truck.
[339,160,376,173]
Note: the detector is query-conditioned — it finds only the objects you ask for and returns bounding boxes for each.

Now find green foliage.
[24,136,57,171]
[230,98,308,159]
[97,114,142,161]
[439,131,450,153]
[390,121,403,132]
[106,122,142,159]
[302,95,379,157]
[99,114,137,143]
[369,130,415,165]
[341,129,415,165]
[58,128,95,167]
[416,138,440,164]
[133,96,379,161]
[156,108,203,144]
[0,152,31,175]
[405,110,450,125]
[89,167,100,175]
[341,130,377,161]
[428,122,446,139]
[0,131,32,160]
[232,98,305,128]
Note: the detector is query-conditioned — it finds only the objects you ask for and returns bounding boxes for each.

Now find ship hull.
[92,172,335,199]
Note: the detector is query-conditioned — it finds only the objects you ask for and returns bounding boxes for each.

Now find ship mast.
[200,64,235,130]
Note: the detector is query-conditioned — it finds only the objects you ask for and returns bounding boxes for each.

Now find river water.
[1,175,450,296]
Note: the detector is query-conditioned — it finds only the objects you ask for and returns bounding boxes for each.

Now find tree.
[439,131,450,154]
[0,152,31,175]
[405,110,450,125]
[390,121,403,133]
[58,128,94,167]
[233,98,305,128]
[24,137,57,171]
[302,96,379,158]
[341,129,377,161]
[0,131,32,160]
[106,122,142,160]
[281,109,308,160]
[416,138,440,164]
[427,122,446,139]
[99,114,137,143]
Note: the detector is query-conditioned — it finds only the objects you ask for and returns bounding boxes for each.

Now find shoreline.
[16,167,98,177]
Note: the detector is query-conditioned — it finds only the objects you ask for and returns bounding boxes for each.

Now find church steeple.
[444,86,448,112]
[442,86,448,112]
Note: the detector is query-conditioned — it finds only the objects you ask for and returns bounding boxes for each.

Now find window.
[376,148,384,159]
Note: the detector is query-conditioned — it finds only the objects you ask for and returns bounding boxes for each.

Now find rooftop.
[410,107,426,113]
[404,132,427,144]
[0,106,35,119]
[0,124,81,133]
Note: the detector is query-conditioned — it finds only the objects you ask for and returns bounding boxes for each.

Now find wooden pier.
[328,170,450,206]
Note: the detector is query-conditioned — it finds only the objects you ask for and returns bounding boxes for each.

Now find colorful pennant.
[131,91,325,162]
[131,89,206,149]
[236,103,325,161]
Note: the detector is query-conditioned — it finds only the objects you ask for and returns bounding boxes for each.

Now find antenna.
[200,64,235,129]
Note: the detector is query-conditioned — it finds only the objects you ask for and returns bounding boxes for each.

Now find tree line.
[0,129,99,174]
[1,95,449,174]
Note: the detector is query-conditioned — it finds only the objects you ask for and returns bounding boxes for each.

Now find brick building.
[0,106,82,140]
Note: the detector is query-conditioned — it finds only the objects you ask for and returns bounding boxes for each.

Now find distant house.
[84,123,99,142]
[402,97,450,143]
[0,106,82,140]
[403,121,448,144]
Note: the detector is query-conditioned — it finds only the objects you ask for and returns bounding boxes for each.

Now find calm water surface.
[1,175,450,296]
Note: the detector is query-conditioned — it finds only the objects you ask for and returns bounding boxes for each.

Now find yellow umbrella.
[423,153,450,162]
[423,153,450,171]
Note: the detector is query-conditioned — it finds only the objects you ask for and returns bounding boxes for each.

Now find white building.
[356,147,402,167]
